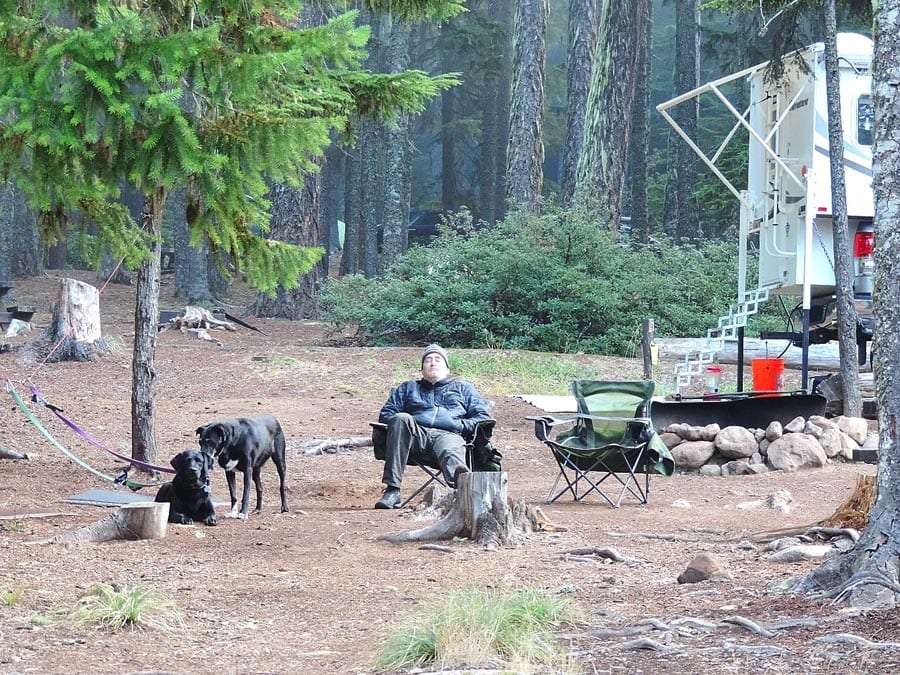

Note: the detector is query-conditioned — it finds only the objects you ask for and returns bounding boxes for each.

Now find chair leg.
[546,451,580,504]
[399,465,449,508]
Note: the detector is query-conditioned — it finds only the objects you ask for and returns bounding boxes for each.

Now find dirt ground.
[0,270,895,674]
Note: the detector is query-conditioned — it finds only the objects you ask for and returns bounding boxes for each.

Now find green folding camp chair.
[529,380,674,507]
[371,419,501,508]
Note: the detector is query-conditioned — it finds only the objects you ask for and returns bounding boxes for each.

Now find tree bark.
[795,1,900,608]
[823,0,862,418]
[561,0,599,207]
[0,182,42,280]
[253,176,324,319]
[667,0,700,241]
[322,141,345,275]
[505,0,548,213]
[382,16,411,269]
[173,184,212,306]
[341,143,362,275]
[628,0,652,242]
[440,17,460,212]
[360,116,381,277]
[492,0,514,222]
[574,0,649,234]
[131,187,165,467]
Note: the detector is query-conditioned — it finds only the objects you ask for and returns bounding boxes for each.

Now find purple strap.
[30,385,176,474]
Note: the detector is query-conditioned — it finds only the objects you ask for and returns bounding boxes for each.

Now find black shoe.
[375,487,402,509]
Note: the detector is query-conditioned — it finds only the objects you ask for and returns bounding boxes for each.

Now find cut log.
[0,447,28,460]
[299,435,373,455]
[380,472,557,549]
[31,278,110,362]
[34,502,169,544]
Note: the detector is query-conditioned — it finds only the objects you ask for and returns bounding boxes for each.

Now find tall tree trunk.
[824,0,861,417]
[382,16,411,269]
[43,206,68,270]
[506,0,548,213]
[476,0,499,224]
[98,186,141,286]
[322,142,345,275]
[492,0,514,222]
[174,184,212,306]
[794,0,900,608]
[668,0,700,241]
[341,143,362,275]
[0,183,41,279]
[574,0,649,233]
[560,0,599,207]
[440,18,459,212]
[360,117,381,278]
[131,187,165,466]
[628,0,652,242]
[253,176,324,319]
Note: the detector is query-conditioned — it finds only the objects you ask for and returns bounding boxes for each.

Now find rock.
[671,499,692,508]
[765,536,802,552]
[840,432,860,461]
[660,432,683,449]
[671,440,716,470]
[810,415,838,431]
[715,426,758,459]
[750,452,763,465]
[803,421,824,438]
[766,433,827,472]
[835,416,868,445]
[766,489,793,512]
[818,427,844,458]
[748,463,769,474]
[665,423,690,438]
[753,428,766,443]
[721,459,751,476]
[682,425,706,441]
[768,545,833,563]
[735,540,757,551]
[701,424,721,442]
[784,416,805,434]
[759,439,770,455]
[765,421,783,442]
[677,553,726,584]
[699,464,722,477]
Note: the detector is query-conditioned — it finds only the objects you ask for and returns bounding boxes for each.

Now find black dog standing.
[196,415,289,519]
[155,450,218,526]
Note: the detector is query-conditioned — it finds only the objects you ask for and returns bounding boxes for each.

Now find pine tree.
[0,0,461,464]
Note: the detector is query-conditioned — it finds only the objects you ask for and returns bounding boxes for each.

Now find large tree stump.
[32,278,110,362]
[35,502,169,545]
[380,472,558,549]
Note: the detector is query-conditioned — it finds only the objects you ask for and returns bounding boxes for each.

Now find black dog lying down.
[196,415,288,519]
[155,450,217,526]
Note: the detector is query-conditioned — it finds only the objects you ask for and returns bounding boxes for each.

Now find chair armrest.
[526,415,576,443]
[370,422,387,430]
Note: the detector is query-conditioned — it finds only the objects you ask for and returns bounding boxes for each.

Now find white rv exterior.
[748,33,874,298]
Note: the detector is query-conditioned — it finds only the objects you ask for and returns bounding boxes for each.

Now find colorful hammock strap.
[29,384,175,475]
[5,380,158,491]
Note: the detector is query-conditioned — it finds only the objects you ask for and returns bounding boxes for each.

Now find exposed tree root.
[814,633,900,650]
[298,436,372,455]
[0,447,28,460]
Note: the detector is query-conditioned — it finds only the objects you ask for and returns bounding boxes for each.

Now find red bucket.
[752,357,785,392]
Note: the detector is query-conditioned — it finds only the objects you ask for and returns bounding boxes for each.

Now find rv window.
[858,95,873,146]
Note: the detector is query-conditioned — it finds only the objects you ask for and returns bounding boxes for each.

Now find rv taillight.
[854,230,875,258]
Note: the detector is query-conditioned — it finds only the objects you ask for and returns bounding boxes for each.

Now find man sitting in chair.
[375,344,492,509]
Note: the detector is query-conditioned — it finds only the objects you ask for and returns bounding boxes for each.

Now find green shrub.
[323,207,774,355]
[376,587,575,671]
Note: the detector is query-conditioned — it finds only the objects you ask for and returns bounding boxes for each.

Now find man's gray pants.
[382,413,467,489]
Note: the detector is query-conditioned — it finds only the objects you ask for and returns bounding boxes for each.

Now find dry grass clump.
[821,474,876,530]
[71,583,182,631]
[376,587,577,672]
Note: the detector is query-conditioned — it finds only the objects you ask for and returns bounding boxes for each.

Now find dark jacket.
[379,377,491,436]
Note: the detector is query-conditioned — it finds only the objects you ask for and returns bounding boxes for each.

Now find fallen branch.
[299,436,373,455]
[619,638,679,653]
[814,633,900,650]
[418,544,453,553]
[720,615,777,638]
[562,546,644,566]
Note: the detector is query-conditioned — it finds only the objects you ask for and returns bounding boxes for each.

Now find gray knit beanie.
[421,344,449,367]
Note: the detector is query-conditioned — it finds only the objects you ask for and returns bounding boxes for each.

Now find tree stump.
[33,278,110,362]
[36,502,169,544]
[381,472,559,549]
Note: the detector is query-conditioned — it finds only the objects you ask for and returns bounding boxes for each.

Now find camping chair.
[371,419,500,508]
[529,380,674,508]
